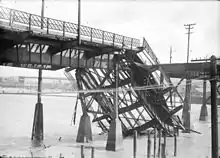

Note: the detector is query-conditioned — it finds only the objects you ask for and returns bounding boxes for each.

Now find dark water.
[0,94,219,158]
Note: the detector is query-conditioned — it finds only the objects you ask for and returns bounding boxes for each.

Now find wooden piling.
[161,131,166,158]
[161,143,166,158]
[176,127,179,137]
[163,131,166,148]
[153,128,156,158]
[147,131,152,158]
[133,130,137,158]
[81,145,85,158]
[91,146,94,158]
[59,153,64,158]
[174,133,177,156]
[158,129,161,158]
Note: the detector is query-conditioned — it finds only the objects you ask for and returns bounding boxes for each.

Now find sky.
[0,0,219,77]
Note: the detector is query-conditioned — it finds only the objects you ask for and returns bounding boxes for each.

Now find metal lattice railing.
[0,5,140,49]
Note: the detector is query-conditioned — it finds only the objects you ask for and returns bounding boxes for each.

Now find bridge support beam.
[31,69,43,140]
[199,80,208,121]
[106,54,123,151]
[182,77,192,133]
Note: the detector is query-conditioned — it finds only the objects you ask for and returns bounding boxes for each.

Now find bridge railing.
[0,5,140,50]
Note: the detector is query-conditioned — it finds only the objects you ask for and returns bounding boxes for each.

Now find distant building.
[0,76,76,91]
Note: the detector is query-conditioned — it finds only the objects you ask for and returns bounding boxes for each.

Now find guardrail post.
[131,38,133,50]
[46,18,49,34]
[113,33,115,47]
[90,28,93,42]
[9,9,13,26]
[29,14,32,31]
[102,31,104,44]
[122,36,125,48]
[63,21,65,37]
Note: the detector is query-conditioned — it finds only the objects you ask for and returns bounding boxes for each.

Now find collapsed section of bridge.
[66,39,185,137]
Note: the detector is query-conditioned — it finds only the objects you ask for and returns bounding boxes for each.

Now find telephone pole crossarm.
[184,23,196,63]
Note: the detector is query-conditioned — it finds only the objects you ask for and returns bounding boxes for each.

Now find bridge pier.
[31,69,43,140]
[199,80,208,121]
[106,54,123,151]
[76,111,93,143]
[76,70,93,143]
[182,77,192,133]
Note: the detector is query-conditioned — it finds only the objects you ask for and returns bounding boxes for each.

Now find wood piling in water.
[158,129,161,158]
[81,145,85,158]
[91,146,94,158]
[161,131,166,158]
[174,133,177,156]
[147,131,152,158]
[133,130,137,158]
[153,127,156,158]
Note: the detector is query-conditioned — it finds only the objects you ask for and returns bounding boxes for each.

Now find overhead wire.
[0,78,219,95]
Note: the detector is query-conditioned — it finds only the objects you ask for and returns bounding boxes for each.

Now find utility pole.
[41,0,45,29]
[210,55,218,158]
[169,46,172,64]
[169,46,173,107]
[78,0,81,46]
[182,23,196,133]
[184,23,196,63]
[77,0,81,69]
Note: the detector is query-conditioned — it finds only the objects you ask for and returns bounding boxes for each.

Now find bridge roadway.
[0,5,219,138]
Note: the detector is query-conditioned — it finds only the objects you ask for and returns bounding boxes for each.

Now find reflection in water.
[31,139,43,148]
[30,140,46,157]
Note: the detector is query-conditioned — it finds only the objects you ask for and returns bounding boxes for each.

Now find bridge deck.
[0,5,141,70]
